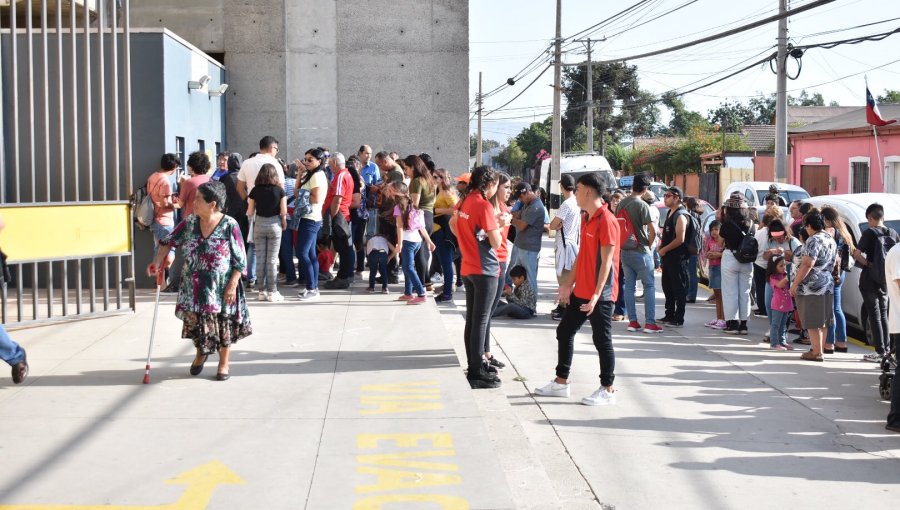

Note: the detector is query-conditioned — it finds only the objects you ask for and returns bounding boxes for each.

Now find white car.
[541,153,617,209]
[804,193,900,337]
[724,181,810,218]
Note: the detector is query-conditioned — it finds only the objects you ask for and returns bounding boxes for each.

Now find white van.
[540,153,617,209]
[804,193,900,337]
[723,181,810,218]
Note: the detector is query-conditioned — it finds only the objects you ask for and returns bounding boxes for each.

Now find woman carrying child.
[391,182,436,304]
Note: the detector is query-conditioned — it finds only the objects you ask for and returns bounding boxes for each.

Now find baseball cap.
[455,172,471,184]
[512,182,532,200]
[667,186,684,200]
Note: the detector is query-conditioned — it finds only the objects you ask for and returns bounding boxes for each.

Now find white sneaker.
[533,379,570,398]
[431,273,444,283]
[862,352,882,363]
[582,386,617,406]
[257,290,268,301]
[298,288,320,301]
[267,291,284,302]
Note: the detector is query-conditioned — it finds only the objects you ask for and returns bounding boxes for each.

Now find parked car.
[723,181,810,219]
[542,153,617,209]
[648,182,668,203]
[804,193,900,338]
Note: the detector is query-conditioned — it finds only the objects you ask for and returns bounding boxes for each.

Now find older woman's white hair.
[328,151,346,169]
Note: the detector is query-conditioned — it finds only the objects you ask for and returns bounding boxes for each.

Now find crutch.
[143,268,165,384]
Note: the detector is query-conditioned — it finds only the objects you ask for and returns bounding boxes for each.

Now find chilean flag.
[866,86,896,127]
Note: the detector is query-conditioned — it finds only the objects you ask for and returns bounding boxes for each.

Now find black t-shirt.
[248,184,285,218]
[857,226,899,291]
[720,219,749,251]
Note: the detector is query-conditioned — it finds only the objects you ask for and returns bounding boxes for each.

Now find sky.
[469,0,900,142]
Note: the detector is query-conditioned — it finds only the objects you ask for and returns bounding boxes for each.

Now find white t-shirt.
[754,227,769,268]
[554,195,581,249]
[300,171,329,222]
[366,235,391,255]
[237,154,285,195]
[885,244,900,333]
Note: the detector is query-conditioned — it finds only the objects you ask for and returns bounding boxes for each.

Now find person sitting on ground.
[317,239,335,281]
[493,265,536,319]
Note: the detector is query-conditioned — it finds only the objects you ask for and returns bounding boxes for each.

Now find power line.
[484,64,553,116]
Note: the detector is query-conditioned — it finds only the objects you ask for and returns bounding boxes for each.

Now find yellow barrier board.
[0,204,132,263]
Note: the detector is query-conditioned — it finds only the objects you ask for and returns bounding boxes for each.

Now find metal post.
[97,0,107,201]
[111,0,120,199]
[476,72,483,166]
[84,0,94,201]
[10,0,19,203]
[774,0,788,182]
[26,0,36,202]
[585,38,594,154]
[550,0,562,187]
[41,0,50,202]
[57,0,65,201]
[124,0,137,312]
[71,0,79,202]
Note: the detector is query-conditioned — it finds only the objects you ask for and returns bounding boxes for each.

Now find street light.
[187,75,211,91]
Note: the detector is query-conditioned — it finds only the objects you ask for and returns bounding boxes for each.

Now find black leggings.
[463,274,499,377]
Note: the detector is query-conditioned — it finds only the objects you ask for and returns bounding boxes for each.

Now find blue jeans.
[279,227,297,283]
[621,249,656,325]
[401,241,425,296]
[296,219,321,291]
[368,251,389,290]
[0,325,25,366]
[512,247,540,296]
[246,242,257,281]
[769,309,790,347]
[827,273,846,345]
[432,228,455,298]
[493,302,534,319]
[686,254,699,301]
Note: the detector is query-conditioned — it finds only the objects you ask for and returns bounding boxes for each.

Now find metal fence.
[1,0,135,328]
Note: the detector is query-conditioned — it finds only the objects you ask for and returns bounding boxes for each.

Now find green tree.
[497,139,527,175]
[561,62,659,149]
[789,89,825,107]
[469,135,499,157]
[878,89,900,104]
[661,92,707,136]
[514,117,552,162]
[708,100,755,130]
[748,94,776,124]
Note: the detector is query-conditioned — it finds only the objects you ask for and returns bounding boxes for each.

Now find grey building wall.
[131,0,469,173]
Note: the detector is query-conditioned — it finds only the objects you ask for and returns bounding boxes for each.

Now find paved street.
[1,238,899,509]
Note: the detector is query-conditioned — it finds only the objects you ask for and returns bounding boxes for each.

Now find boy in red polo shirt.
[534,173,620,406]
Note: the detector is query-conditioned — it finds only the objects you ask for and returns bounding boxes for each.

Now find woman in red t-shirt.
[484,172,513,371]
[450,166,504,389]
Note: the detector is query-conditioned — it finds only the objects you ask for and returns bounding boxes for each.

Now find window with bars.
[852,161,870,193]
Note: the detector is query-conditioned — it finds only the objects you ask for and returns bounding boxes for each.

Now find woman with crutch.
[148,181,252,381]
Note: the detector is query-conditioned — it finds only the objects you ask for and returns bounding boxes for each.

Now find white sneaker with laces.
[258,290,268,301]
[862,352,882,363]
[533,380,570,398]
[267,291,284,302]
[582,386,617,406]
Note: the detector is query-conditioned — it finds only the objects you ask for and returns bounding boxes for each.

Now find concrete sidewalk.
[437,238,900,509]
[0,286,517,509]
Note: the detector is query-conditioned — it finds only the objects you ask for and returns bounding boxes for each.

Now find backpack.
[865,226,899,289]
[672,209,702,257]
[130,184,154,230]
[732,224,759,264]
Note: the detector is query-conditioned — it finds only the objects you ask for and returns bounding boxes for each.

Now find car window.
[744,189,754,204]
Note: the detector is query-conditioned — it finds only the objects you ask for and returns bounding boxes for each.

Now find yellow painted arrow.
[0,461,245,510]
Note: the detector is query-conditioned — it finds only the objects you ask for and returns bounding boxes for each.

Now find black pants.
[463,275,498,378]
[753,263,768,315]
[555,298,615,387]
[484,262,508,353]
[862,289,890,354]
[889,334,900,428]
[378,216,400,276]
[661,255,688,323]
[415,210,434,285]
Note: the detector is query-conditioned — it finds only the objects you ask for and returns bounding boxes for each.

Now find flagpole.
[873,124,884,191]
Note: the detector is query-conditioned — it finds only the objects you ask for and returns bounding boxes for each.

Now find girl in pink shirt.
[703,220,726,329]
[767,255,794,350]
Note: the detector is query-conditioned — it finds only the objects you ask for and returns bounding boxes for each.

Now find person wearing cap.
[719,192,755,334]
[548,174,581,321]
[455,172,471,196]
[509,182,547,295]
[533,173,619,406]
[617,173,661,333]
[657,186,690,328]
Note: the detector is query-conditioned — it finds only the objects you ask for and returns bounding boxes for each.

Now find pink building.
[789,104,900,198]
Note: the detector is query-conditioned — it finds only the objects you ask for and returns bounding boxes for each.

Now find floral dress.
[162,214,252,353]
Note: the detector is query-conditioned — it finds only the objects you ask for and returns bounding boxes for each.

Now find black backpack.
[865,226,899,289]
[733,224,759,264]
[683,211,702,256]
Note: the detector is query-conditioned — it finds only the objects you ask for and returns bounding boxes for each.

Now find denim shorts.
[708,265,721,289]
[150,222,175,256]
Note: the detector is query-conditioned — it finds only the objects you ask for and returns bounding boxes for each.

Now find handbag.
[331,212,352,240]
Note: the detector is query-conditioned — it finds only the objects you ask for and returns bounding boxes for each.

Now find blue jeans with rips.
[621,249,656,325]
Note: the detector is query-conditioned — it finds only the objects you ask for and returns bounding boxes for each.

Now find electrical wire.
[484,64,553,116]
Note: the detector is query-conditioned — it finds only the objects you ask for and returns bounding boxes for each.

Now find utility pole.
[550,0,562,187]
[774,0,788,182]
[585,38,594,153]
[476,71,483,166]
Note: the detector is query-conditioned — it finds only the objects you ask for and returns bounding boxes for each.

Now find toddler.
[767,255,794,350]
[703,220,726,329]
[366,234,396,294]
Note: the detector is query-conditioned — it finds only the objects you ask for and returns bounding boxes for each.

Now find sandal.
[800,350,823,362]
